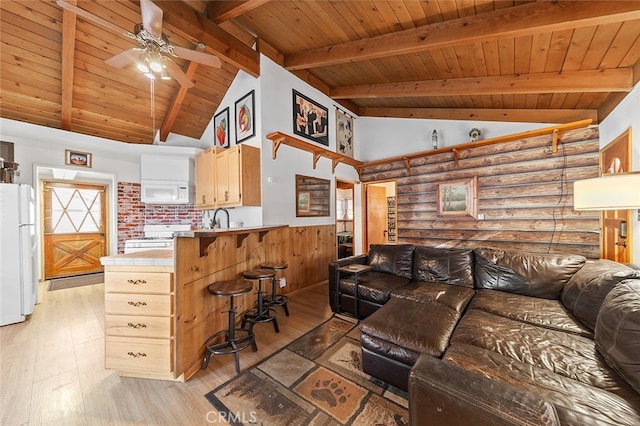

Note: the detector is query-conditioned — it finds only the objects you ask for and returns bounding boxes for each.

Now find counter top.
[174,224,288,238]
[100,249,174,267]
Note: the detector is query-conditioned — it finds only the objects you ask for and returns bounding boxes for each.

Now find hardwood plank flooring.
[0,280,332,425]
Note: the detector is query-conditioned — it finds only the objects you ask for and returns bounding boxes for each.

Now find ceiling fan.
[56,0,222,88]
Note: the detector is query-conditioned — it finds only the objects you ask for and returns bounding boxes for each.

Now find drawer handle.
[127,279,147,285]
[127,352,147,358]
[127,322,147,329]
[127,301,147,307]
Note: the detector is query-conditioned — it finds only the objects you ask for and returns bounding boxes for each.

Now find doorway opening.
[336,179,355,259]
[600,128,632,263]
[363,180,397,252]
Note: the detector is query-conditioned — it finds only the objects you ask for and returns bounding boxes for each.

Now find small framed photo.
[437,176,478,220]
[293,90,329,146]
[214,107,230,148]
[297,192,310,214]
[65,150,92,168]
[235,90,255,144]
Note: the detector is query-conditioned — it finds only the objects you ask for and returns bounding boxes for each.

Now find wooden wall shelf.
[360,119,593,173]
[266,131,364,174]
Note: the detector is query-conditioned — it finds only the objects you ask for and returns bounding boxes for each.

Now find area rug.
[205,316,408,425]
[47,272,104,291]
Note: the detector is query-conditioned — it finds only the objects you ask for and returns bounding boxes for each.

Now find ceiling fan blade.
[56,0,129,37]
[173,46,222,68]
[140,0,163,38]
[164,60,195,88]
[105,48,140,69]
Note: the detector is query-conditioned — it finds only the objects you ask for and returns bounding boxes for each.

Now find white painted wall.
[599,82,640,263]
[356,117,551,162]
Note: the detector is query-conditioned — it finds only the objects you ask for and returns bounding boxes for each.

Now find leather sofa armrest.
[328,254,369,312]
[409,355,560,426]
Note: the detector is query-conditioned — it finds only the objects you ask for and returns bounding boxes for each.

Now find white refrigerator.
[0,183,37,326]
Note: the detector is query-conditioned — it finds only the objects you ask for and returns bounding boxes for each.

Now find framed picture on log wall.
[437,176,478,220]
[293,90,329,146]
[295,174,330,217]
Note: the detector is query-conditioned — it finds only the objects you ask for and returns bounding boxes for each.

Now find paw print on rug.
[311,378,350,407]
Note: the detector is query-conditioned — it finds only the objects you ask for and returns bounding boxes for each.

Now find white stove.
[124,224,192,254]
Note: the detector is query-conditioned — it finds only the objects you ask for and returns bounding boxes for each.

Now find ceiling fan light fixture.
[149,58,163,73]
[137,61,150,73]
[160,68,171,80]
[144,72,155,80]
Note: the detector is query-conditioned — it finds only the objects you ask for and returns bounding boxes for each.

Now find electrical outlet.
[477,213,485,220]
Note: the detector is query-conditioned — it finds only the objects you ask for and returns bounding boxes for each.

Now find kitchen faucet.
[212,208,230,229]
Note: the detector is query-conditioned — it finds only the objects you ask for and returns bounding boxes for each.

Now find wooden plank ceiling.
[1,1,640,145]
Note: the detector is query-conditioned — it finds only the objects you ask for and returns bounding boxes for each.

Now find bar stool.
[202,280,257,374]
[241,269,279,333]
[261,262,290,316]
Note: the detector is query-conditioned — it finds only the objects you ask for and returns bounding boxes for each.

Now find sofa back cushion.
[595,279,640,395]
[561,259,640,330]
[474,248,586,299]
[412,246,475,288]
[368,244,415,279]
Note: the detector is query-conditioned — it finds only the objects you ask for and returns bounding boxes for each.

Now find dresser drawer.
[105,336,172,373]
[105,293,172,316]
[105,314,173,338]
[105,272,173,294]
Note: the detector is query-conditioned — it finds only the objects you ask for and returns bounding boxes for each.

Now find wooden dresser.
[102,251,177,381]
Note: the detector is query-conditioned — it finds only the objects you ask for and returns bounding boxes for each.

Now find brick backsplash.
[117,182,200,253]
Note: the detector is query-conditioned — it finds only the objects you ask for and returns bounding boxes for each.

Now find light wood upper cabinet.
[195,147,216,209]
[215,144,261,207]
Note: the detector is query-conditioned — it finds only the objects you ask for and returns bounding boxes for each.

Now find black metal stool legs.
[241,278,279,333]
[202,280,257,375]
[266,276,290,316]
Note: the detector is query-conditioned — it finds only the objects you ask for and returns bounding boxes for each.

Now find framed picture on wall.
[214,108,230,148]
[293,90,329,146]
[235,90,255,144]
[65,149,92,168]
[336,109,353,157]
[437,176,478,220]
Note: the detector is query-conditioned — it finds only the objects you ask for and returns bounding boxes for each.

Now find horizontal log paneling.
[361,127,600,258]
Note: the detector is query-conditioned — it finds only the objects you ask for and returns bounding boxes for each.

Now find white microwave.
[140,180,191,204]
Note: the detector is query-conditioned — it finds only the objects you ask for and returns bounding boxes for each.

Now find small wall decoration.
[437,176,478,220]
[295,174,330,217]
[336,109,353,157]
[469,128,482,142]
[293,89,329,146]
[214,107,230,148]
[65,150,92,168]
[235,90,255,144]
[387,196,397,242]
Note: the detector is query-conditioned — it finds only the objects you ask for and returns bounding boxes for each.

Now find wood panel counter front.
[173,225,289,380]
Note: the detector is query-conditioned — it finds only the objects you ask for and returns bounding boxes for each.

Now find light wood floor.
[0,280,332,425]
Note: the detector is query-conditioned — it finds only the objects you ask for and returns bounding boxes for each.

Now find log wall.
[360,127,601,258]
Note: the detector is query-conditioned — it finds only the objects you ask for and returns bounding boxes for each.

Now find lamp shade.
[573,172,640,210]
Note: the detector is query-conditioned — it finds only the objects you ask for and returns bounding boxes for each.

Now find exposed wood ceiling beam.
[60,0,77,131]
[359,107,598,124]
[597,60,640,122]
[144,1,260,77]
[159,60,201,142]
[207,0,271,24]
[332,69,633,99]
[285,1,640,70]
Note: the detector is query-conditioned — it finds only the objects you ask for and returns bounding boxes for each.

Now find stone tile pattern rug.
[205,316,408,425]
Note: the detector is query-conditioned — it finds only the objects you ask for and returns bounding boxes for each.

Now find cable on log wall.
[360,127,600,258]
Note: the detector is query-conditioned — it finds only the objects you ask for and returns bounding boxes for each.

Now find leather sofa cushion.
[562,259,640,330]
[474,248,586,299]
[368,244,415,279]
[412,246,475,287]
[444,343,640,425]
[470,289,592,338]
[360,298,460,363]
[596,279,640,395]
[339,271,410,305]
[391,281,475,313]
[451,309,632,396]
